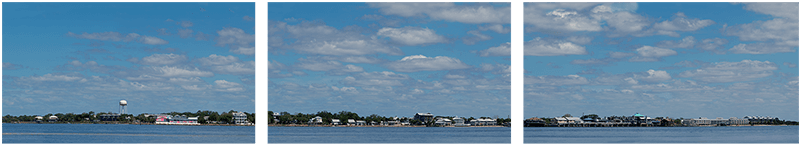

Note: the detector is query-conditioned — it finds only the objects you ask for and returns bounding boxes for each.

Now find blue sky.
[525,2,799,121]
[3,3,255,115]
[269,2,510,118]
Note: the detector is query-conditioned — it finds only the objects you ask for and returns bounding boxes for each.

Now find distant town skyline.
[3,3,255,115]
[525,3,799,121]
[268,2,511,118]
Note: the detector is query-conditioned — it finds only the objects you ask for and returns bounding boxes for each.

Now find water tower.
[119,100,127,115]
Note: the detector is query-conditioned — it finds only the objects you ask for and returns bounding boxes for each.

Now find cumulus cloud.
[462,30,492,45]
[729,43,796,54]
[215,27,256,50]
[67,32,169,45]
[630,46,677,62]
[143,66,214,78]
[271,20,403,56]
[724,18,799,47]
[197,54,254,75]
[652,12,715,32]
[3,62,24,70]
[697,38,729,51]
[340,71,410,86]
[526,75,589,85]
[525,37,586,56]
[384,55,471,72]
[378,27,447,45]
[242,16,254,21]
[740,2,799,20]
[139,53,186,65]
[179,21,193,27]
[678,60,778,83]
[656,36,696,49]
[479,24,510,33]
[635,69,672,82]
[479,42,510,57]
[368,3,510,24]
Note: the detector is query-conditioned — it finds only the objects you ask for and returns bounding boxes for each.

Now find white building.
[232,112,249,125]
[308,116,323,125]
[332,119,341,125]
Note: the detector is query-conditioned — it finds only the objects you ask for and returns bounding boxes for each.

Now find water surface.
[3,123,255,143]
[525,126,799,143]
[269,127,510,143]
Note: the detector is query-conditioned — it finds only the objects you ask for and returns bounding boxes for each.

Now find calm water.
[3,123,255,143]
[525,126,799,143]
[269,127,510,143]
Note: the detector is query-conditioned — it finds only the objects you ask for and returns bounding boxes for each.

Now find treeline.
[2,110,255,124]
[268,110,511,125]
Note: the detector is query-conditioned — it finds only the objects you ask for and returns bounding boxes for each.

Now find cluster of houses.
[525,113,670,127]
[526,113,784,127]
[683,116,780,126]
[303,112,498,127]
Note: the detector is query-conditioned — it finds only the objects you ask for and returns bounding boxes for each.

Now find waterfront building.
[347,119,355,125]
[308,116,323,125]
[684,117,743,126]
[453,117,469,127]
[48,116,58,122]
[355,120,366,125]
[414,113,434,123]
[434,118,452,126]
[729,117,750,125]
[99,113,120,121]
[524,117,546,127]
[155,115,199,125]
[35,116,43,122]
[232,112,249,125]
[332,119,341,125]
[471,118,498,126]
[554,117,582,124]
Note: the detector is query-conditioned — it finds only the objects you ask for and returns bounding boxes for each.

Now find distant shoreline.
[3,122,254,126]
[268,124,506,127]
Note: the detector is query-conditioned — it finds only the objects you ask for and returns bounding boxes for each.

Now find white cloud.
[631,46,676,62]
[729,43,796,54]
[30,74,83,81]
[139,35,169,45]
[635,69,672,82]
[216,27,255,51]
[652,12,715,32]
[179,21,193,27]
[67,32,168,45]
[740,2,799,20]
[310,56,385,64]
[139,53,186,65]
[145,66,214,78]
[210,61,255,75]
[340,71,410,86]
[656,36,696,49]
[378,27,447,45]
[678,60,778,83]
[479,24,510,33]
[526,75,590,86]
[178,29,193,38]
[292,40,403,56]
[369,3,509,24]
[724,18,799,46]
[197,54,239,66]
[463,30,492,45]
[230,46,255,55]
[525,37,586,56]
[479,42,510,57]
[608,51,636,58]
[698,38,729,51]
[384,55,471,72]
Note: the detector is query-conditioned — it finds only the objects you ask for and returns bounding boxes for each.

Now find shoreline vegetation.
[524,113,799,127]
[3,110,255,126]
[269,110,512,127]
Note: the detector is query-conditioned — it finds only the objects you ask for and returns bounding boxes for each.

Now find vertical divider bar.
[511,1,525,144]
